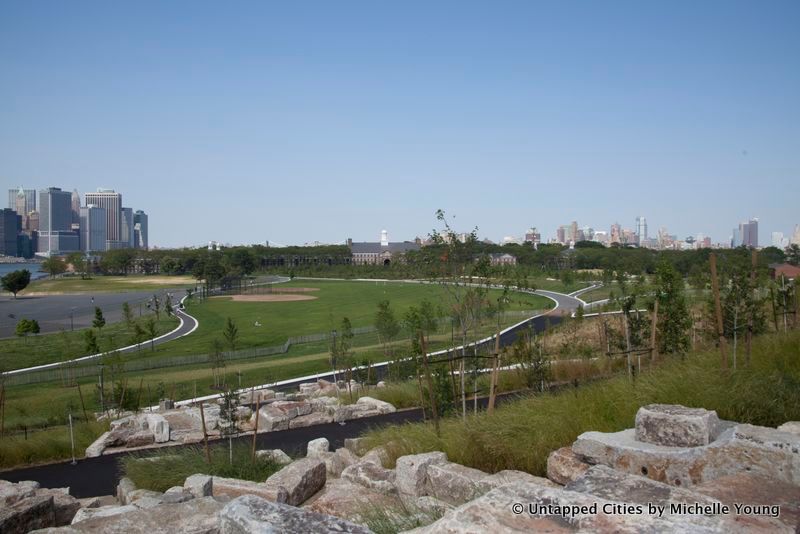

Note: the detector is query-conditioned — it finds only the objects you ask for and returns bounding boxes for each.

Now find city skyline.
[2,2,799,248]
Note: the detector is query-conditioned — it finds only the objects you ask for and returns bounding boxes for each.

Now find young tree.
[145,316,157,351]
[209,338,225,389]
[654,261,691,355]
[122,302,134,329]
[374,300,401,357]
[131,321,146,350]
[152,295,161,320]
[66,252,88,279]
[92,307,106,332]
[15,319,39,341]
[84,329,100,353]
[41,256,67,278]
[1,269,31,299]
[164,294,173,316]
[222,317,239,353]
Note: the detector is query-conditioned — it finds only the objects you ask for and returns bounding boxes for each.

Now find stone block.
[264,458,327,506]
[360,446,390,468]
[251,405,290,432]
[344,437,368,456]
[125,430,155,448]
[324,448,358,478]
[255,448,292,465]
[35,489,81,526]
[635,404,720,447]
[306,437,329,458]
[355,396,397,414]
[219,495,371,534]
[546,446,590,485]
[395,451,448,500]
[183,474,213,498]
[144,413,170,443]
[303,478,403,524]
[288,412,333,428]
[116,478,137,505]
[341,461,397,494]
[71,504,138,525]
[212,476,288,504]
[778,421,800,436]
[484,470,557,489]
[0,495,55,533]
[158,399,175,411]
[84,431,110,458]
[68,497,223,532]
[0,480,36,506]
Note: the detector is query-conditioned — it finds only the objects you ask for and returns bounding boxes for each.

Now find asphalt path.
[0,393,528,498]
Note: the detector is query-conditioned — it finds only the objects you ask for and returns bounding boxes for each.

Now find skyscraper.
[80,205,107,252]
[84,189,122,243]
[38,187,79,255]
[738,218,759,248]
[8,188,36,213]
[635,216,648,246]
[134,210,148,249]
[121,207,135,248]
[0,208,20,256]
[71,189,81,225]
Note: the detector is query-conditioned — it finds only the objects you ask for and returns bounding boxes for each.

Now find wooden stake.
[709,253,728,369]
[746,249,757,365]
[623,313,632,379]
[416,372,427,422]
[118,379,128,414]
[487,328,501,415]
[0,385,5,439]
[77,384,89,423]
[650,299,659,363]
[199,401,211,464]
[251,389,260,463]
[135,378,144,412]
[420,333,440,435]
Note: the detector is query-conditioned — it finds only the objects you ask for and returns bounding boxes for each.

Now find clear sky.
[1,1,798,248]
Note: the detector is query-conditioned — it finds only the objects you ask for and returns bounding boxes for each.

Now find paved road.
[0,393,530,498]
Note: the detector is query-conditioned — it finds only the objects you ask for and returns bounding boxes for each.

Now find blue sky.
[1,1,798,247]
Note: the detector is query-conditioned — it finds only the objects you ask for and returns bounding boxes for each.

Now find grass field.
[22,275,197,295]
[363,329,800,476]
[0,314,179,371]
[152,279,554,357]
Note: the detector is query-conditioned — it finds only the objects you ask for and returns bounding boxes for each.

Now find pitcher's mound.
[224,294,318,302]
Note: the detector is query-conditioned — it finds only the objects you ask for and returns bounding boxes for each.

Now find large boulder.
[270,400,312,419]
[425,462,492,506]
[35,489,81,526]
[124,431,155,448]
[183,474,213,498]
[360,446,390,468]
[289,412,333,429]
[355,396,396,414]
[323,448,359,478]
[341,461,397,494]
[0,479,37,506]
[66,497,223,532]
[250,405,290,432]
[573,423,800,487]
[255,449,292,466]
[635,404,721,447]
[143,413,170,443]
[303,478,403,525]
[0,495,55,533]
[71,504,138,525]
[484,470,557,489]
[212,476,288,504]
[218,494,371,534]
[85,431,110,458]
[116,478,137,505]
[264,458,327,506]
[306,437,329,458]
[344,437,368,456]
[395,451,447,501]
[778,421,800,436]
[546,446,590,485]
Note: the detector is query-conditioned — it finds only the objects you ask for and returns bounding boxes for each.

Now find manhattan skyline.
[1,1,798,247]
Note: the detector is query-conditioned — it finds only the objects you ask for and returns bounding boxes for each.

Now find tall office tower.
[0,208,21,256]
[610,223,622,244]
[635,216,648,245]
[738,218,759,248]
[120,207,135,248]
[134,210,148,249]
[84,189,122,241]
[8,188,36,212]
[38,187,79,255]
[792,225,800,246]
[71,189,81,225]
[80,205,107,252]
[556,226,567,244]
[569,221,578,242]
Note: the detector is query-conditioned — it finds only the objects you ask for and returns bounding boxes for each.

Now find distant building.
[38,187,79,255]
[349,230,420,265]
[121,207,135,248]
[769,263,800,281]
[610,223,622,245]
[738,218,758,248]
[792,225,800,246]
[85,189,122,241]
[134,210,148,249]
[772,232,789,249]
[556,225,568,244]
[524,227,541,244]
[80,205,107,252]
[635,216,648,246]
[71,189,81,225]
[8,188,36,213]
[488,253,517,266]
[0,208,20,256]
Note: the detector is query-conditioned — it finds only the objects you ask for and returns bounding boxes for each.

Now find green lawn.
[22,275,197,295]
[0,314,179,371]
[152,279,553,357]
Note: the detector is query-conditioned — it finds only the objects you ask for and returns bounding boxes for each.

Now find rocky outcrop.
[64,497,224,533]
[255,448,292,465]
[212,476,289,504]
[303,478,402,524]
[341,461,397,494]
[0,495,56,533]
[546,446,591,485]
[395,451,448,503]
[218,494,371,534]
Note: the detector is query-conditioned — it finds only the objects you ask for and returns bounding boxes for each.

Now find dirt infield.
[223,294,318,302]
[271,287,320,293]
